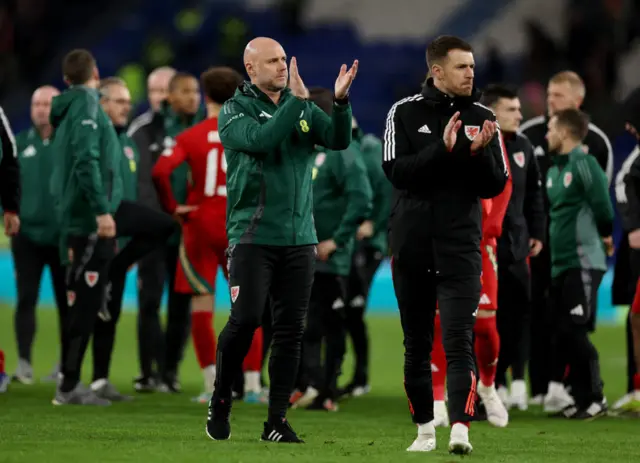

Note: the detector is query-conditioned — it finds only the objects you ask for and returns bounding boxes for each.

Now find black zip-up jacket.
[497,132,546,265]
[127,109,163,210]
[616,145,640,232]
[382,79,509,276]
[0,105,20,213]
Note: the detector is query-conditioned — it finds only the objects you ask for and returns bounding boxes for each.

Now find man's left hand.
[4,212,19,237]
[317,239,338,261]
[470,120,497,152]
[357,220,374,240]
[602,236,615,257]
[334,60,359,100]
[529,238,543,257]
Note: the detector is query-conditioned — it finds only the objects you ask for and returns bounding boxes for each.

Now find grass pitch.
[0,307,639,462]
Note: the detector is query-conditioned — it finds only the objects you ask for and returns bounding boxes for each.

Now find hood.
[50,86,99,129]
[420,77,481,109]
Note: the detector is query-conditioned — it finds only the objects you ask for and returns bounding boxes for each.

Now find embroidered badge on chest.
[513,151,525,168]
[563,172,573,187]
[464,126,480,141]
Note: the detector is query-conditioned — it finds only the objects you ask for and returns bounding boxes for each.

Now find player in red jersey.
[430,132,513,427]
[152,67,264,404]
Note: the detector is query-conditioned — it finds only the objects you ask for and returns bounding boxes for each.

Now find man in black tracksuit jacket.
[0,106,21,233]
[382,36,508,454]
[479,85,546,405]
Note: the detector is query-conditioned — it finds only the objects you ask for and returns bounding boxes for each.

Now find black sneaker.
[261,419,304,443]
[206,399,231,440]
[550,404,579,418]
[572,399,607,420]
[133,376,156,393]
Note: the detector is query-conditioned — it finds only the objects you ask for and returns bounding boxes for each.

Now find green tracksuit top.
[353,129,391,254]
[546,146,614,278]
[312,145,372,276]
[219,82,353,246]
[49,86,123,258]
[14,127,59,245]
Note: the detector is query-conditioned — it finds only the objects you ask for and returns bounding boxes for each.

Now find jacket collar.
[420,77,481,109]
[238,81,292,105]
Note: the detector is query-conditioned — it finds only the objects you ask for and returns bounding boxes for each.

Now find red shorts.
[175,214,228,295]
[632,277,640,315]
[479,240,498,310]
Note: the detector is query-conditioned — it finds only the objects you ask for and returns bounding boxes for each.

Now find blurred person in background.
[543,108,613,419]
[480,85,545,411]
[0,103,22,393]
[128,67,177,135]
[11,86,67,386]
[129,71,203,393]
[519,71,613,406]
[339,116,391,399]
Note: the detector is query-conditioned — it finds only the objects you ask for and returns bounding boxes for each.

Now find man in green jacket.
[51,50,177,407]
[11,86,69,386]
[342,118,391,397]
[292,87,372,411]
[544,108,614,420]
[206,36,357,443]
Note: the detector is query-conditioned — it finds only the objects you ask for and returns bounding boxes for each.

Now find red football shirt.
[152,117,227,222]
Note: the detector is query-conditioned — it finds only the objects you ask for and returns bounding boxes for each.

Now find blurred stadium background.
[0,0,638,322]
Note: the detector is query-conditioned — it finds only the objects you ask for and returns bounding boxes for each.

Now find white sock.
[244,371,261,394]
[203,364,216,394]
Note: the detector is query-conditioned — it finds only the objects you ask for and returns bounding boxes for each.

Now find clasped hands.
[443,111,498,153]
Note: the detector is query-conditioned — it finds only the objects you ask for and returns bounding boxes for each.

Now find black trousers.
[344,243,383,386]
[136,244,191,381]
[627,249,640,392]
[12,233,68,364]
[213,243,315,422]
[61,200,177,390]
[496,258,532,386]
[392,256,480,424]
[549,268,604,408]
[297,272,347,401]
[529,245,553,396]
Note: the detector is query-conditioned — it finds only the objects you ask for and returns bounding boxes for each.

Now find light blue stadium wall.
[0,251,625,324]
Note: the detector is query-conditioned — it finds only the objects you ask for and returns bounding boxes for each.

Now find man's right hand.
[289,57,309,100]
[96,214,116,238]
[443,111,462,152]
[602,235,615,256]
[629,229,640,249]
[173,205,198,224]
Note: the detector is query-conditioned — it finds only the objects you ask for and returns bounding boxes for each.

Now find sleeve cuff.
[598,221,614,237]
[334,96,349,106]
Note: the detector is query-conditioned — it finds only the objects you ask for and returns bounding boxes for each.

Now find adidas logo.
[266,430,284,442]
[418,124,431,134]
[534,146,545,156]
[332,298,345,310]
[570,304,584,316]
[479,294,491,305]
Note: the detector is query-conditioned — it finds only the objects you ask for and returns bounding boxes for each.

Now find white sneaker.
[407,422,436,452]
[529,394,544,405]
[509,380,528,411]
[497,385,509,407]
[543,381,574,413]
[433,400,449,427]
[477,382,509,427]
[291,386,318,409]
[448,423,472,455]
[612,392,634,410]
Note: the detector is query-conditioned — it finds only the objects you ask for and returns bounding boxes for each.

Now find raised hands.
[443,111,462,151]
[470,120,498,152]
[335,60,358,99]
[289,57,309,100]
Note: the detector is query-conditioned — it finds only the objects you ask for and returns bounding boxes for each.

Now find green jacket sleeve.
[310,101,352,151]
[332,149,373,246]
[361,136,392,234]
[219,98,306,157]
[71,98,109,216]
[577,155,614,237]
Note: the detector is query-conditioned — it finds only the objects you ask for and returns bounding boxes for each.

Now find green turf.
[0,306,639,462]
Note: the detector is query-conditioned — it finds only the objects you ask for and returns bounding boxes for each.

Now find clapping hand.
[443,111,462,151]
[335,60,358,99]
[470,120,498,152]
[288,57,309,100]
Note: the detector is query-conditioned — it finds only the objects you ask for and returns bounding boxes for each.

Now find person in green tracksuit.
[341,118,392,396]
[127,72,204,392]
[545,108,614,420]
[11,86,69,386]
[292,87,372,410]
[206,37,357,443]
[50,50,177,407]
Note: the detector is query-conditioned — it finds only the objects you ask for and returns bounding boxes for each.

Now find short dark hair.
[554,108,590,141]
[200,67,243,105]
[62,49,96,85]
[480,84,518,107]
[308,87,334,116]
[426,35,473,68]
[168,72,197,92]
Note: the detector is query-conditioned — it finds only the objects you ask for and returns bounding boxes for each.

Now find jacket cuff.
[334,96,350,107]
[598,221,614,238]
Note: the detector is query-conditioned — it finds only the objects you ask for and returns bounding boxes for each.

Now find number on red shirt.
[204,131,227,197]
